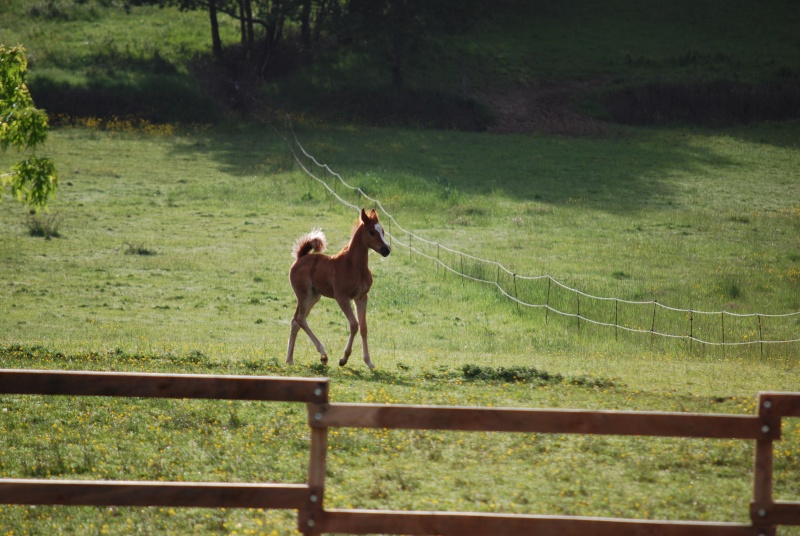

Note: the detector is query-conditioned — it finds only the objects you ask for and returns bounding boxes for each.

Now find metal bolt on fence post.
[314,413,323,421]
[763,400,772,409]
[314,388,322,397]
[762,425,770,434]
[310,494,318,503]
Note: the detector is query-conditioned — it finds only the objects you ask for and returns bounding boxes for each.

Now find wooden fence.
[0,368,798,535]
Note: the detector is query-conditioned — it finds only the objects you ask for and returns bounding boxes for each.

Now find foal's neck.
[343,225,369,264]
[334,224,369,264]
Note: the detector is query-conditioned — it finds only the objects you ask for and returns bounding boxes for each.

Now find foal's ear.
[360,208,369,224]
[369,208,378,220]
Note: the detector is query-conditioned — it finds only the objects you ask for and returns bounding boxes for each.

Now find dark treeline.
[143,0,485,86]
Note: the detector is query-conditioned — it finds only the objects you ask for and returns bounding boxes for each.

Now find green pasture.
[1,120,799,534]
[2,0,800,533]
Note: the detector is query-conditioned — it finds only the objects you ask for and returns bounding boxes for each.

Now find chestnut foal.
[286,209,391,369]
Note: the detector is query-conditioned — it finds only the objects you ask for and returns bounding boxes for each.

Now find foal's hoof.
[338,357,348,367]
[320,355,328,365]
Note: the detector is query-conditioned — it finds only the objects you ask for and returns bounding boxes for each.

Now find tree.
[0,45,58,211]
[167,0,335,65]
[208,0,224,59]
[342,0,485,87]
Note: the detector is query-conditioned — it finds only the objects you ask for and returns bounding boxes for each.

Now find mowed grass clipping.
[1,120,799,534]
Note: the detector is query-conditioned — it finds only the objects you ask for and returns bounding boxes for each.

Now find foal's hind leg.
[286,292,328,365]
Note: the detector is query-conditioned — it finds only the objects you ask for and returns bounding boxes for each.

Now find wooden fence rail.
[0,368,798,535]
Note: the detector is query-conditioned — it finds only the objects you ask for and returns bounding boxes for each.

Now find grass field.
[2,0,800,534]
[1,118,799,534]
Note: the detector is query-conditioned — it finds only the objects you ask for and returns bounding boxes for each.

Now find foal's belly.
[316,281,371,300]
[297,255,373,300]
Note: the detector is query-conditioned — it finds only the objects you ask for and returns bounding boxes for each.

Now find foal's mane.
[328,211,374,258]
[351,216,365,235]
[351,209,378,234]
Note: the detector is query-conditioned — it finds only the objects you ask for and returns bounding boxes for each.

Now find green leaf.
[1,45,57,210]
[10,157,58,210]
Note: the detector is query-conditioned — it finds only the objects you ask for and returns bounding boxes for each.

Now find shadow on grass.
[159,120,746,215]
[32,74,220,125]
[29,46,794,215]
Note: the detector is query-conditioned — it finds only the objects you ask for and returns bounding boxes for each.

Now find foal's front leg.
[336,295,359,367]
[355,295,374,369]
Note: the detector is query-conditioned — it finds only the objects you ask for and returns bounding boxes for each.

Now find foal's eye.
[369,230,375,236]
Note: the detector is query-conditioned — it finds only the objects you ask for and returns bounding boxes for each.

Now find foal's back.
[291,250,372,301]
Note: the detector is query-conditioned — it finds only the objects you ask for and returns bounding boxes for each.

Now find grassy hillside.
[1,1,800,534]
[1,121,799,535]
[2,118,798,371]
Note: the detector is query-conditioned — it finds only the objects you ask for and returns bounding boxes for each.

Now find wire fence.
[281,122,800,355]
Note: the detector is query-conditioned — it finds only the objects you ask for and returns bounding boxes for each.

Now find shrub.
[26,211,62,239]
[604,80,800,126]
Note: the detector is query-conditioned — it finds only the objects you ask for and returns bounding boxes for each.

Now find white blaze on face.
[374,223,390,248]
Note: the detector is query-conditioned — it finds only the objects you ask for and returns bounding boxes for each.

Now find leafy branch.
[1,44,58,211]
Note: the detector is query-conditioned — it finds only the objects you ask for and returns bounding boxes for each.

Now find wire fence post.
[651,301,657,347]
[513,274,520,313]
[721,311,726,358]
[689,309,694,352]
[757,314,764,359]
[576,293,581,333]
[545,276,551,325]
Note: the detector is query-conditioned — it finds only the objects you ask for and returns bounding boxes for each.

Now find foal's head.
[360,208,391,257]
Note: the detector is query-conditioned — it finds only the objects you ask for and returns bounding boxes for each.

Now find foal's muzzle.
[379,246,391,257]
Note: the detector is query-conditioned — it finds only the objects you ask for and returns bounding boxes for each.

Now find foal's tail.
[292,228,327,259]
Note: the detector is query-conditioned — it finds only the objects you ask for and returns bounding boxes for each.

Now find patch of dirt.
[479,82,608,136]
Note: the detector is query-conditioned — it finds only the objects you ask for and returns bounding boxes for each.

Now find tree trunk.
[208,0,223,60]
[238,0,247,49]
[313,0,334,43]
[240,0,255,58]
[391,32,404,87]
[300,0,312,50]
